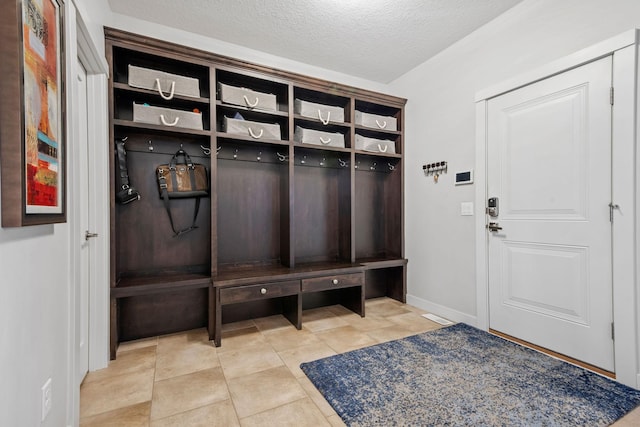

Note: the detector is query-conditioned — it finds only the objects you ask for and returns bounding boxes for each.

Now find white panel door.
[487,56,614,371]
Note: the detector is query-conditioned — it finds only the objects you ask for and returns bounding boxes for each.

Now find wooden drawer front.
[301,273,363,293]
[220,280,299,305]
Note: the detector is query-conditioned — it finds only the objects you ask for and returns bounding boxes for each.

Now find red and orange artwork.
[22,0,61,212]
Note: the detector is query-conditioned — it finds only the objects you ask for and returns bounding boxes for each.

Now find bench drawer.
[301,273,363,293]
[219,280,299,305]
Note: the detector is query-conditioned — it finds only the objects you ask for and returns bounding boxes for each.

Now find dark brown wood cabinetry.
[106,28,407,358]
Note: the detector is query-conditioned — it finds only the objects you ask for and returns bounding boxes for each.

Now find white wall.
[391,0,640,323]
[0,225,71,427]
[72,0,112,59]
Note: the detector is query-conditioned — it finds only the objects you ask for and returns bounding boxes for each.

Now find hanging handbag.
[156,148,209,236]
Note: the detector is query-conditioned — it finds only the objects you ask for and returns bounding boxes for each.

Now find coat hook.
[370,161,377,171]
[338,158,348,168]
[301,155,306,165]
[355,161,360,169]
[257,151,262,161]
[320,157,326,167]
[216,146,222,155]
[388,163,395,171]
[147,139,153,152]
[276,152,288,162]
[233,148,238,159]
[200,145,211,155]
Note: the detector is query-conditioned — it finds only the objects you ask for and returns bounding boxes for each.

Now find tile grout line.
[216,340,245,425]
[148,342,158,425]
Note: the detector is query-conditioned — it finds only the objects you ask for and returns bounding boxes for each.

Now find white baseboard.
[406,294,478,327]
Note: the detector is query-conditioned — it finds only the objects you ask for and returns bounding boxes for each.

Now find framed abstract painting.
[0,0,66,227]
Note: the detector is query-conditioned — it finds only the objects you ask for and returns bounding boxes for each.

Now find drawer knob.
[332,279,339,285]
[260,288,267,295]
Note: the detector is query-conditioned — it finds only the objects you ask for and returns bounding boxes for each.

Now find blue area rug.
[301,323,640,426]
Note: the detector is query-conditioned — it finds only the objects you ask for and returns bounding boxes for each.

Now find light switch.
[461,202,474,216]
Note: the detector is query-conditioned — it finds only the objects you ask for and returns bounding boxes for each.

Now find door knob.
[487,222,502,232]
[85,230,99,240]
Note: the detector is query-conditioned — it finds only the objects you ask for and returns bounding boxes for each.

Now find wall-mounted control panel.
[455,170,473,185]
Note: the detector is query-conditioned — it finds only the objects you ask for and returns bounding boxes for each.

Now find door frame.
[65,4,110,425]
[474,29,639,388]
[72,3,110,372]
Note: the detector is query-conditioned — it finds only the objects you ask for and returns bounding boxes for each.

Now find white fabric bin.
[218,83,277,112]
[355,134,396,154]
[133,103,203,130]
[294,99,344,124]
[355,111,397,131]
[223,117,281,140]
[294,126,345,148]
[128,65,200,99]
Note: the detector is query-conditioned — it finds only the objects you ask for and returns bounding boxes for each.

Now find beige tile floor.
[80,297,640,426]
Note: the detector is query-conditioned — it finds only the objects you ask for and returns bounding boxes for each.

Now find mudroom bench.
[212,264,365,346]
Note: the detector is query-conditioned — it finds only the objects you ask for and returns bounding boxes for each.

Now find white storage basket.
[294,99,344,124]
[223,117,281,140]
[128,65,200,99]
[355,111,397,131]
[355,135,396,154]
[218,83,277,112]
[133,103,203,130]
[294,126,345,148]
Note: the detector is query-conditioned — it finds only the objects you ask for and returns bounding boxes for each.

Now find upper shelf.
[355,125,402,137]
[216,101,289,118]
[114,82,211,104]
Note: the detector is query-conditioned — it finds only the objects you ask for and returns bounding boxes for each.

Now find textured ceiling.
[107,0,524,83]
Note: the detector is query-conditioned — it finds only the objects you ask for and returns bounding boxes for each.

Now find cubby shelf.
[113,119,211,136]
[114,82,211,104]
[355,125,402,136]
[106,27,406,357]
[113,274,211,298]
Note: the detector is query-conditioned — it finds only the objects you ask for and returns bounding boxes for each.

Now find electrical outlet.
[41,378,52,421]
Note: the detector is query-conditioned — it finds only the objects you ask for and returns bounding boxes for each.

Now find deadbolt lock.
[486,197,499,217]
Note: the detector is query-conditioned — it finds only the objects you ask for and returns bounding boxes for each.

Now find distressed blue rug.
[301,323,640,426]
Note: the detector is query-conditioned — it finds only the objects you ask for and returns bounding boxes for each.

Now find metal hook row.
[152,143,398,171]
[355,161,396,171]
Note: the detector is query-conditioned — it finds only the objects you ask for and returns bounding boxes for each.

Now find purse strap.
[116,138,132,189]
[170,148,193,169]
[115,138,141,205]
[158,185,201,237]
[158,151,201,237]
